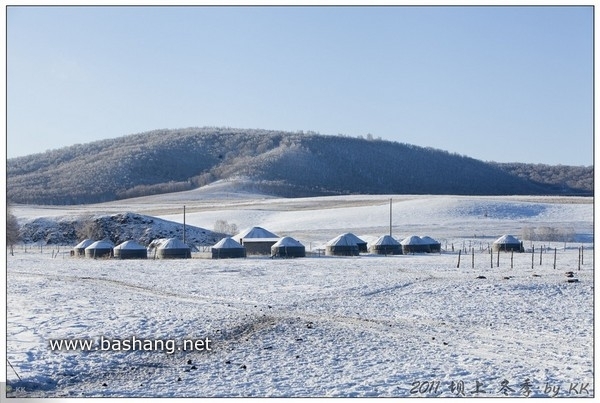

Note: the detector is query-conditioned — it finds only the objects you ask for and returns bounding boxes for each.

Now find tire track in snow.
[9,271,260,311]
[297,275,436,305]
[10,271,405,334]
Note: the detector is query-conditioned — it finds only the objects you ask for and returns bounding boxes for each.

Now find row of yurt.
[400,236,441,254]
[75,239,146,259]
[215,228,368,258]
[211,234,306,259]
[75,239,114,258]
[492,235,524,252]
[74,238,192,259]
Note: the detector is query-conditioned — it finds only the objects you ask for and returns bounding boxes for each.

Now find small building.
[85,240,114,258]
[492,235,524,252]
[326,233,360,256]
[343,233,368,253]
[212,237,246,259]
[113,240,148,259]
[400,236,429,254]
[271,236,306,258]
[73,239,94,256]
[156,238,191,259]
[370,235,402,255]
[420,236,442,253]
[236,226,280,255]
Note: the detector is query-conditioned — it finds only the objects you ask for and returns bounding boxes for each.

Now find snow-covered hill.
[5,192,594,398]
[16,212,221,247]
[7,127,592,205]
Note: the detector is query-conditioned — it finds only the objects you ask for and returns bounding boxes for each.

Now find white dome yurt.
[492,235,524,253]
[340,232,367,253]
[73,239,94,256]
[400,236,429,254]
[156,238,191,259]
[212,237,246,259]
[326,233,360,256]
[369,235,402,255]
[271,236,306,258]
[113,240,147,259]
[85,240,114,258]
[420,236,442,253]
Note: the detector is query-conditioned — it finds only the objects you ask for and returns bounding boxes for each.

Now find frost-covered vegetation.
[16,212,221,247]
[7,127,592,205]
[491,162,593,195]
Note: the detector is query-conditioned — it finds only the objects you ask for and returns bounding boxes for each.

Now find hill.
[490,162,593,195]
[7,127,593,205]
[18,212,222,246]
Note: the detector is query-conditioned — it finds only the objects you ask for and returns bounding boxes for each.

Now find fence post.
[553,248,557,270]
[471,248,474,269]
[456,250,461,268]
[511,250,514,269]
[496,249,500,268]
[531,245,534,270]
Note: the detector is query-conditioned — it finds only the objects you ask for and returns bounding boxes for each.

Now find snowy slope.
[5,192,594,398]
[6,250,594,397]
[157,195,593,248]
[15,212,221,247]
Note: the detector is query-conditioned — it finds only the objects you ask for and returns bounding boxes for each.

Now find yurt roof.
[213,237,244,249]
[158,238,189,249]
[371,235,401,246]
[86,240,114,249]
[327,233,359,247]
[148,238,168,249]
[493,235,521,244]
[342,233,366,244]
[75,239,94,249]
[420,236,440,245]
[400,235,424,245]
[235,226,279,239]
[273,236,304,248]
[114,240,146,250]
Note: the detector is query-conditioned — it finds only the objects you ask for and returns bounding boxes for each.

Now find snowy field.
[5,190,595,398]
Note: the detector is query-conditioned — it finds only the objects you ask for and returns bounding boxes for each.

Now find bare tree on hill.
[6,207,20,256]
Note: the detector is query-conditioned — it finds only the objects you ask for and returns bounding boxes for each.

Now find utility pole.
[389,198,392,237]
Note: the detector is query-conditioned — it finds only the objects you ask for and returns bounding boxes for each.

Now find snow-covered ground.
[5,191,594,398]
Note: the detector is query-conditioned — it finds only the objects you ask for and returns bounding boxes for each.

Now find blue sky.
[7,5,593,165]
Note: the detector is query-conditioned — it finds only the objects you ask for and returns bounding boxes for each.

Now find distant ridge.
[7,127,593,205]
